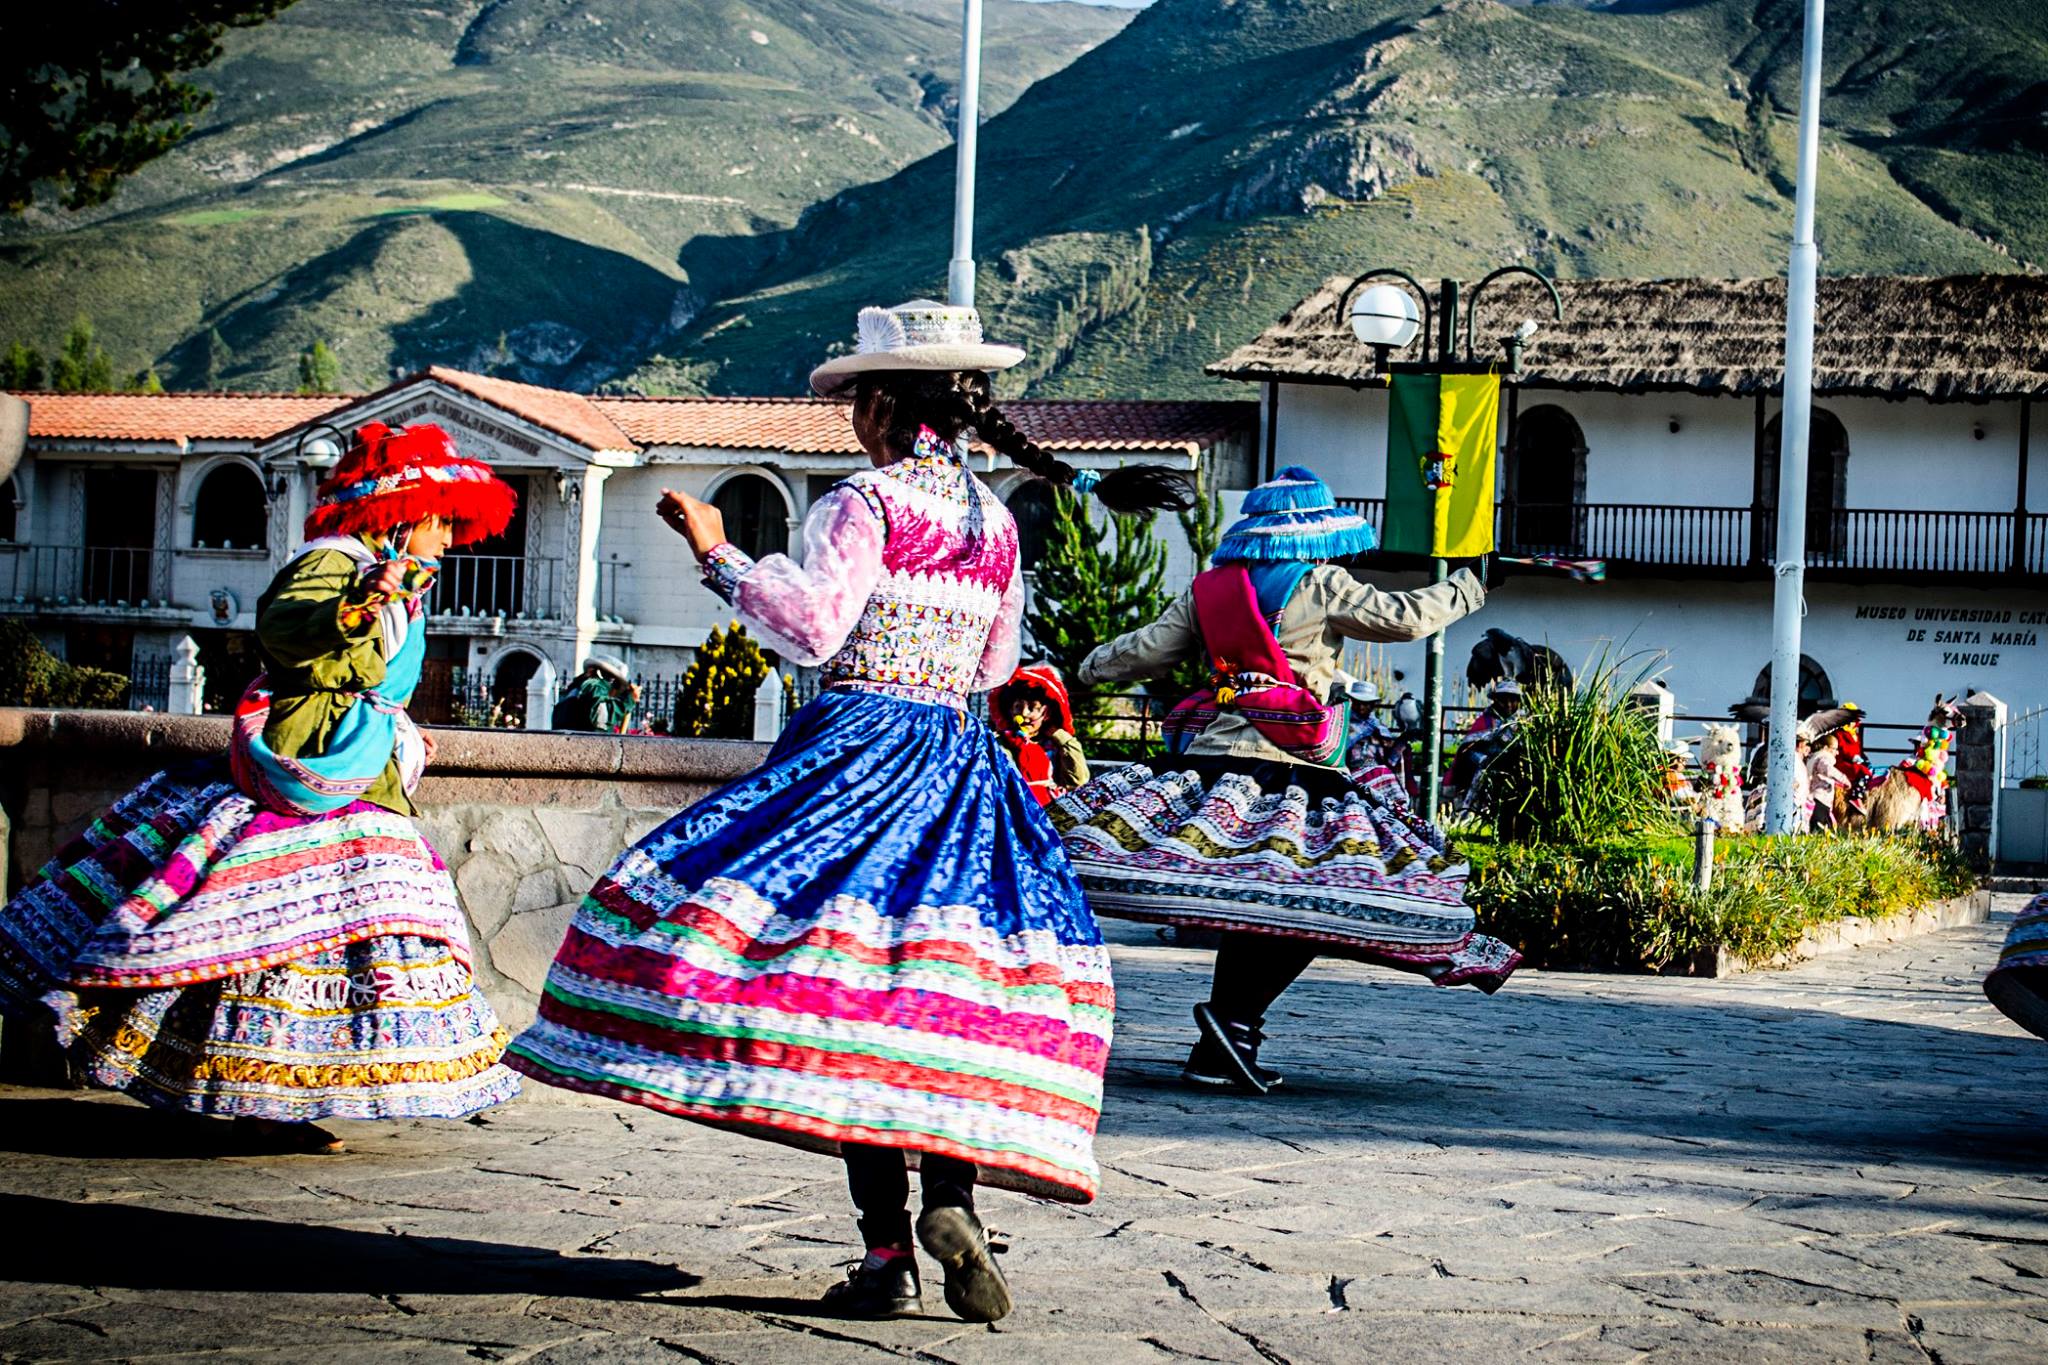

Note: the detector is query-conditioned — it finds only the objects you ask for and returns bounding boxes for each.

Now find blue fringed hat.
[1213,465,1376,564]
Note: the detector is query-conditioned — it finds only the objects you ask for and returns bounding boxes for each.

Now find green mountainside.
[642,0,2045,399]
[0,0,1129,391]
[3,0,2041,400]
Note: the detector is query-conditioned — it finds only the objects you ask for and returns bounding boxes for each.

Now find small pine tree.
[51,317,115,392]
[1026,487,1171,727]
[673,621,772,739]
[298,339,340,394]
[2,341,46,389]
[130,367,164,394]
[202,327,233,389]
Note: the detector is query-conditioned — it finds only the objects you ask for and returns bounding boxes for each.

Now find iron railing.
[429,554,561,621]
[1333,498,2039,577]
[0,545,167,606]
[594,557,629,622]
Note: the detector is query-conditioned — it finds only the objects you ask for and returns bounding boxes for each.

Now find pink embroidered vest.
[822,457,1017,708]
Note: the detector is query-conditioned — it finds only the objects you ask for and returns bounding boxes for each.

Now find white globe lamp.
[1348,284,1421,351]
[301,434,343,469]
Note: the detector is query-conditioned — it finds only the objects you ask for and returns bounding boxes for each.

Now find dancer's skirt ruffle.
[508,689,1112,1203]
[0,762,517,1119]
[1986,892,2048,1040]
[1050,762,1520,993]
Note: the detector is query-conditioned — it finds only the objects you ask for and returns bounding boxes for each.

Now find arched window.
[1759,408,1849,557]
[1509,405,1586,554]
[191,463,267,550]
[490,649,543,727]
[0,477,16,542]
[712,474,790,561]
[1008,480,1057,571]
[1752,655,1835,718]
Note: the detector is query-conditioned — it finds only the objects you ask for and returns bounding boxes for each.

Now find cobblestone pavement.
[5,902,2048,1364]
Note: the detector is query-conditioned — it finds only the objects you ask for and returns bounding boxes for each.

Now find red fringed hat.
[303,422,517,547]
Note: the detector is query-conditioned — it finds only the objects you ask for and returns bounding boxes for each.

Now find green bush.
[673,622,782,739]
[1465,829,1977,972]
[1484,650,1678,845]
[0,618,130,708]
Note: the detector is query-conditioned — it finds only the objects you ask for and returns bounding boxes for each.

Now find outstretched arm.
[1078,589,1201,685]
[688,486,886,666]
[1317,565,1486,642]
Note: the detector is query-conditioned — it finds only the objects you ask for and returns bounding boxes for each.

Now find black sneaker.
[820,1250,923,1318]
[1181,1038,1240,1088]
[1192,1002,1283,1095]
[916,1206,1013,1323]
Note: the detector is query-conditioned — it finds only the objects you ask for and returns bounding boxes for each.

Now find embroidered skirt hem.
[1986,892,2048,1040]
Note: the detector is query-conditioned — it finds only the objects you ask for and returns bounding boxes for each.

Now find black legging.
[843,1144,977,1251]
[1145,755,1357,1032]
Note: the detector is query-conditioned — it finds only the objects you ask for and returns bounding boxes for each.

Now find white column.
[752,673,785,741]
[166,635,205,715]
[948,0,984,308]
[525,655,559,731]
[1765,0,1827,835]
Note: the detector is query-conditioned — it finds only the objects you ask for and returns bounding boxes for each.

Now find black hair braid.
[960,385,1196,516]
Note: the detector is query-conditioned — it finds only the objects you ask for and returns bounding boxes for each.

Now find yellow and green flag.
[1382,372,1501,557]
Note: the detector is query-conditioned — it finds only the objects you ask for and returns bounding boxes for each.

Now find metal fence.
[428,555,562,621]
[0,545,168,606]
[126,655,170,712]
[2009,704,2048,786]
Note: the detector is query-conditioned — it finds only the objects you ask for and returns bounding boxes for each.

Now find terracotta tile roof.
[590,396,1256,457]
[422,366,636,452]
[17,391,348,446]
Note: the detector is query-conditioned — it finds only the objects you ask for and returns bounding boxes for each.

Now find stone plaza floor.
[3,902,2047,1363]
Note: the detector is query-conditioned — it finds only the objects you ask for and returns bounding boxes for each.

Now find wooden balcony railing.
[1332,498,2043,578]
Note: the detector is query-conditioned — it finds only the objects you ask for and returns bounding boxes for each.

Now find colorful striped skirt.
[507,689,1113,1203]
[1050,758,1520,992]
[0,763,518,1121]
[1986,893,2048,1040]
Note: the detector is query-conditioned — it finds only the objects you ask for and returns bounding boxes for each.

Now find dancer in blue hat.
[1049,466,1521,1094]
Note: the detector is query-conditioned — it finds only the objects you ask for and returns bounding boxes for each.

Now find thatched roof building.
[1208,274,2048,402]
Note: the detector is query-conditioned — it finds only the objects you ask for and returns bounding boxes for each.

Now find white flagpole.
[948,0,984,309]
[1765,0,1826,834]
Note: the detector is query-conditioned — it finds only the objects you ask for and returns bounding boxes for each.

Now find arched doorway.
[490,648,544,728]
[1751,655,1835,719]
[1509,404,1586,554]
[1007,479,1057,571]
[191,462,268,550]
[1759,408,1849,558]
[712,473,791,561]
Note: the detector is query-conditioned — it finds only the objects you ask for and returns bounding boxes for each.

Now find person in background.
[1806,729,1845,831]
[992,664,1090,805]
[555,656,639,733]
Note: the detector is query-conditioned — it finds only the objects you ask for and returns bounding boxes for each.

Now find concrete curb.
[1682,889,1993,977]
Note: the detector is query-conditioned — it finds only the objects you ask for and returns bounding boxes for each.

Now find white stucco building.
[1,369,1254,721]
[1210,273,2048,744]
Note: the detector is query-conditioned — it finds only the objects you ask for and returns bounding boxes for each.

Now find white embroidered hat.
[808,299,1027,397]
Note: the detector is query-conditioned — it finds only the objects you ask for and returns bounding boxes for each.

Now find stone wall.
[0,709,768,1039]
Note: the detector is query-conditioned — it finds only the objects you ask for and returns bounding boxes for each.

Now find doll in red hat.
[0,421,521,1154]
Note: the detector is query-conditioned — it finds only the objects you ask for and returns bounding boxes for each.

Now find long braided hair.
[852,371,1196,515]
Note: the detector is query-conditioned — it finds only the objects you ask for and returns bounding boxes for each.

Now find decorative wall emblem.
[208,587,238,626]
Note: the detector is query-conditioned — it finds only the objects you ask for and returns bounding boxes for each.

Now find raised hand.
[658,488,728,559]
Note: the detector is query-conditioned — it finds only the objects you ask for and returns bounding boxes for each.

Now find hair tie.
[1070,469,1102,497]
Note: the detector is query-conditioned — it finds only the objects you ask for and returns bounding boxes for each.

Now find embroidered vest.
[1161,565,1349,766]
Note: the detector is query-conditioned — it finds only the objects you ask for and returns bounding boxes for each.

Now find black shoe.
[1181,1038,1240,1088]
[1192,1002,1282,1095]
[820,1251,923,1319]
[916,1206,1013,1323]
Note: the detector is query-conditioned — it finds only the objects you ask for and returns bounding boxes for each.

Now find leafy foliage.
[1025,487,1170,727]
[672,621,777,740]
[1163,463,1226,700]
[1483,651,1678,845]
[297,338,339,394]
[2,2,301,214]
[51,317,115,393]
[0,618,130,708]
[1467,829,1978,972]
[1,342,43,389]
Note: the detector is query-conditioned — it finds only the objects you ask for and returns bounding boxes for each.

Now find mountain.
[0,0,1131,391]
[637,0,2046,399]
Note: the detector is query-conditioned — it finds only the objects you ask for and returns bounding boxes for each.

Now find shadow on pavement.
[0,1190,697,1297]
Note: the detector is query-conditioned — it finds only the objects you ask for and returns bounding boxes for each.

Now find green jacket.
[253,540,413,815]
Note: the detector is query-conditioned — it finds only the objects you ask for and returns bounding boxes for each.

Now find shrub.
[673,621,776,739]
[1466,828,1977,972]
[0,618,129,708]
[1483,649,1677,845]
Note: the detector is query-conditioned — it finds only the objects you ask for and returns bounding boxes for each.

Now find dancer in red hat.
[0,422,522,1152]
[992,665,1091,806]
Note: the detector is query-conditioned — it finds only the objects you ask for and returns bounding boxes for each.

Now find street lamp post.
[948,0,984,310]
[1334,266,1563,823]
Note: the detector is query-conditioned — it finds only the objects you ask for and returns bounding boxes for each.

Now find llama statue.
[1863,696,1966,833]
[1696,723,1748,833]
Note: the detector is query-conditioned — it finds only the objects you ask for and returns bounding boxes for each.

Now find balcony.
[429,555,562,622]
[1334,499,2045,581]
[0,545,170,608]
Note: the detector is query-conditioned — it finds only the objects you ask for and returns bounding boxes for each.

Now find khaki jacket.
[1079,565,1486,766]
